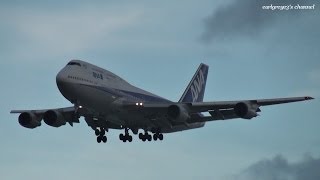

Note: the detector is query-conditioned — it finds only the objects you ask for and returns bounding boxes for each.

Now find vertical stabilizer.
[179,63,209,103]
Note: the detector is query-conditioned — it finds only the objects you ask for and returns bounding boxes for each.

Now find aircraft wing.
[187,96,314,113]
[11,106,75,114]
[10,106,82,128]
[129,96,314,123]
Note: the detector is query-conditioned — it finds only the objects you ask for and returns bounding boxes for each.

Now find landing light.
[79,106,83,109]
[136,103,139,106]
[139,102,143,106]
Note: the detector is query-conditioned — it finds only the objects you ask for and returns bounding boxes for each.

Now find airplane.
[11,60,314,143]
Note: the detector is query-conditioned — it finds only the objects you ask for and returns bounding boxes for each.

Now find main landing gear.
[138,131,164,142]
[95,128,107,143]
[94,128,164,143]
[153,133,164,141]
[119,128,133,142]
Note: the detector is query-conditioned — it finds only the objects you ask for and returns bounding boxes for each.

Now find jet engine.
[234,102,259,119]
[18,112,41,129]
[167,105,190,122]
[43,110,66,127]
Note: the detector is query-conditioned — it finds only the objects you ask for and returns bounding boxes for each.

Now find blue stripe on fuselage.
[120,89,172,103]
[79,84,172,103]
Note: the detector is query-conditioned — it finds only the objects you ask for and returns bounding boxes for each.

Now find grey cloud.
[201,0,317,43]
[231,155,320,180]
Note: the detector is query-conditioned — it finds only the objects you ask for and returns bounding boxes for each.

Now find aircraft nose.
[56,69,69,94]
[56,69,75,102]
[56,70,65,85]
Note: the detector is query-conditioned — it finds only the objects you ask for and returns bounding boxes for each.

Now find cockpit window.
[67,62,81,66]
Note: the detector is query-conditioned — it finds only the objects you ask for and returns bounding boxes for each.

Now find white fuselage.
[56,60,176,129]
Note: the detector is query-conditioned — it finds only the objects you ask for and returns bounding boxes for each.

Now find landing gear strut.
[119,128,133,142]
[95,128,107,143]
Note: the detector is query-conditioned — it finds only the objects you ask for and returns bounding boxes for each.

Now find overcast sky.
[0,0,319,179]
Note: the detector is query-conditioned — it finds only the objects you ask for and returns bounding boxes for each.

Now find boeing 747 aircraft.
[11,60,314,143]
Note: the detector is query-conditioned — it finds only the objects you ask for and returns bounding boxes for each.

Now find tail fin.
[179,63,209,103]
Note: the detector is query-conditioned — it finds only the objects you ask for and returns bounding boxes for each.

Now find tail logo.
[190,69,205,102]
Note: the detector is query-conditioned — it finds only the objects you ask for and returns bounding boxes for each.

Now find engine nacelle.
[18,112,41,129]
[167,105,190,122]
[234,102,258,119]
[43,110,66,127]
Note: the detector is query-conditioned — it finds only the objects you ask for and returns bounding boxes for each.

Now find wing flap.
[208,109,239,120]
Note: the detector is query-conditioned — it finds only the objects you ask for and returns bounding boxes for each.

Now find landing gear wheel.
[100,129,105,136]
[158,133,164,141]
[147,135,152,141]
[95,129,100,136]
[153,134,158,141]
[119,133,124,141]
[97,136,102,143]
[128,135,133,142]
[102,136,107,143]
[139,133,144,139]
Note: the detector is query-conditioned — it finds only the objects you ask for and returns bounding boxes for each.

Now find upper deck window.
[67,62,81,67]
